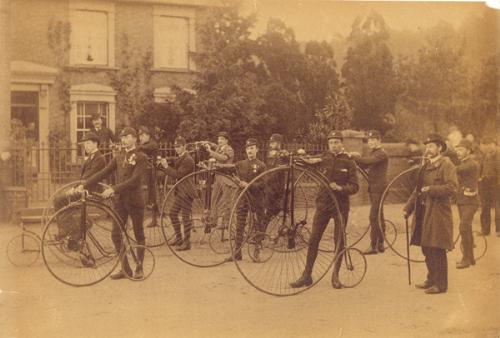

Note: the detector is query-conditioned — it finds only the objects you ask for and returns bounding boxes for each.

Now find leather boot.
[290,274,313,288]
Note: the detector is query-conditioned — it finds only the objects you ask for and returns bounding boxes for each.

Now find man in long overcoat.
[404,133,457,294]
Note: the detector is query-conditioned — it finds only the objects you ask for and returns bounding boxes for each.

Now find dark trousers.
[54,192,82,237]
[303,207,347,278]
[234,194,265,254]
[368,192,385,248]
[169,194,193,242]
[261,187,284,233]
[145,168,158,208]
[479,178,499,234]
[458,204,477,263]
[114,199,145,273]
[422,246,448,291]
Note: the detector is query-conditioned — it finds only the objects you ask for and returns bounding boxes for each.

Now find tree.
[462,54,498,138]
[308,91,352,142]
[109,34,154,128]
[342,11,398,133]
[176,4,268,148]
[397,21,468,132]
[254,19,308,138]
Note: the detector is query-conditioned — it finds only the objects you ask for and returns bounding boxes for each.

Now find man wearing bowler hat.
[137,126,160,227]
[350,130,389,254]
[455,139,480,268]
[158,136,195,251]
[77,127,148,280]
[290,131,359,289]
[404,133,457,294]
[53,132,106,266]
[89,113,117,149]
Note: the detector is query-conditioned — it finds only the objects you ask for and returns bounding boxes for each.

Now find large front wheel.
[41,200,123,287]
[160,170,241,267]
[229,165,342,296]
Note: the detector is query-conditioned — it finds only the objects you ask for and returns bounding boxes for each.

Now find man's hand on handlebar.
[329,182,343,191]
[101,187,115,199]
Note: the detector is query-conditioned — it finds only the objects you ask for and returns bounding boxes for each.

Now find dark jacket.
[235,158,266,196]
[456,156,480,205]
[404,156,457,250]
[315,151,359,212]
[354,147,388,193]
[84,148,148,208]
[161,152,195,180]
[81,150,106,191]
[236,158,266,182]
[137,139,159,160]
[89,126,117,147]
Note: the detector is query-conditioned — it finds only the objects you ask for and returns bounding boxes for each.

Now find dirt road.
[1,223,499,338]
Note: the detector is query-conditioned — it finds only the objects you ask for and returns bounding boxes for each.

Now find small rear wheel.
[124,244,155,281]
[6,232,40,267]
[334,247,367,288]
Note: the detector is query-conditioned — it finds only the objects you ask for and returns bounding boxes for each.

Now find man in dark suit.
[350,130,389,254]
[228,138,267,261]
[137,126,160,227]
[455,139,480,268]
[54,132,106,237]
[262,133,288,234]
[290,131,359,289]
[158,136,195,251]
[89,113,117,151]
[77,127,148,280]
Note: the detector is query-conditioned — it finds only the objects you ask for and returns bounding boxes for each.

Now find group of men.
[56,116,498,291]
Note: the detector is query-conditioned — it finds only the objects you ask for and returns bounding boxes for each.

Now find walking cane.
[405,216,411,285]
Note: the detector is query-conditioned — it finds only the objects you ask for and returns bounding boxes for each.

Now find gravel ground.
[0,221,499,338]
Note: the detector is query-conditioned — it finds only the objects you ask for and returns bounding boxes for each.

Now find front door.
[11,91,39,143]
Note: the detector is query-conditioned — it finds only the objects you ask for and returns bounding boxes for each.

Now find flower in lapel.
[127,153,137,166]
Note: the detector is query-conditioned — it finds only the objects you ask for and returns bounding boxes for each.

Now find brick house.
[8,0,214,147]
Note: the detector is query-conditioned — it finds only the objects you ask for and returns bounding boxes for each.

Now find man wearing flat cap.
[203,131,235,229]
[291,130,359,289]
[454,139,480,268]
[137,126,160,227]
[261,133,289,235]
[53,131,106,266]
[478,137,499,236]
[404,133,457,294]
[350,130,389,255]
[158,136,195,251]
[203,131,234,165]
[76,127,148,280]
[228,138,267,261]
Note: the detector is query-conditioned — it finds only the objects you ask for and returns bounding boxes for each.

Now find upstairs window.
[69,1,115,67]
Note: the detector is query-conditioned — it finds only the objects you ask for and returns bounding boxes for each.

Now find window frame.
[69,0,115,68]
[153,5,196,71]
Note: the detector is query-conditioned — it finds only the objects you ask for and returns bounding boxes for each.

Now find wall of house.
[10,0,206,142]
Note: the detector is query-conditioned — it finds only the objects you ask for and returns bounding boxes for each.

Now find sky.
[241,0,490,41]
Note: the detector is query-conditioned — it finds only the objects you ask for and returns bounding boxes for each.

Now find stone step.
[20,207,45,217]
[20,215,43,224]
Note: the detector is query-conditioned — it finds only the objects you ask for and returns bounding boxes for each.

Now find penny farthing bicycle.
[160,142,243,267]
[378,165,487,264]
[227,153,367,296]
[41,189,155,286]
